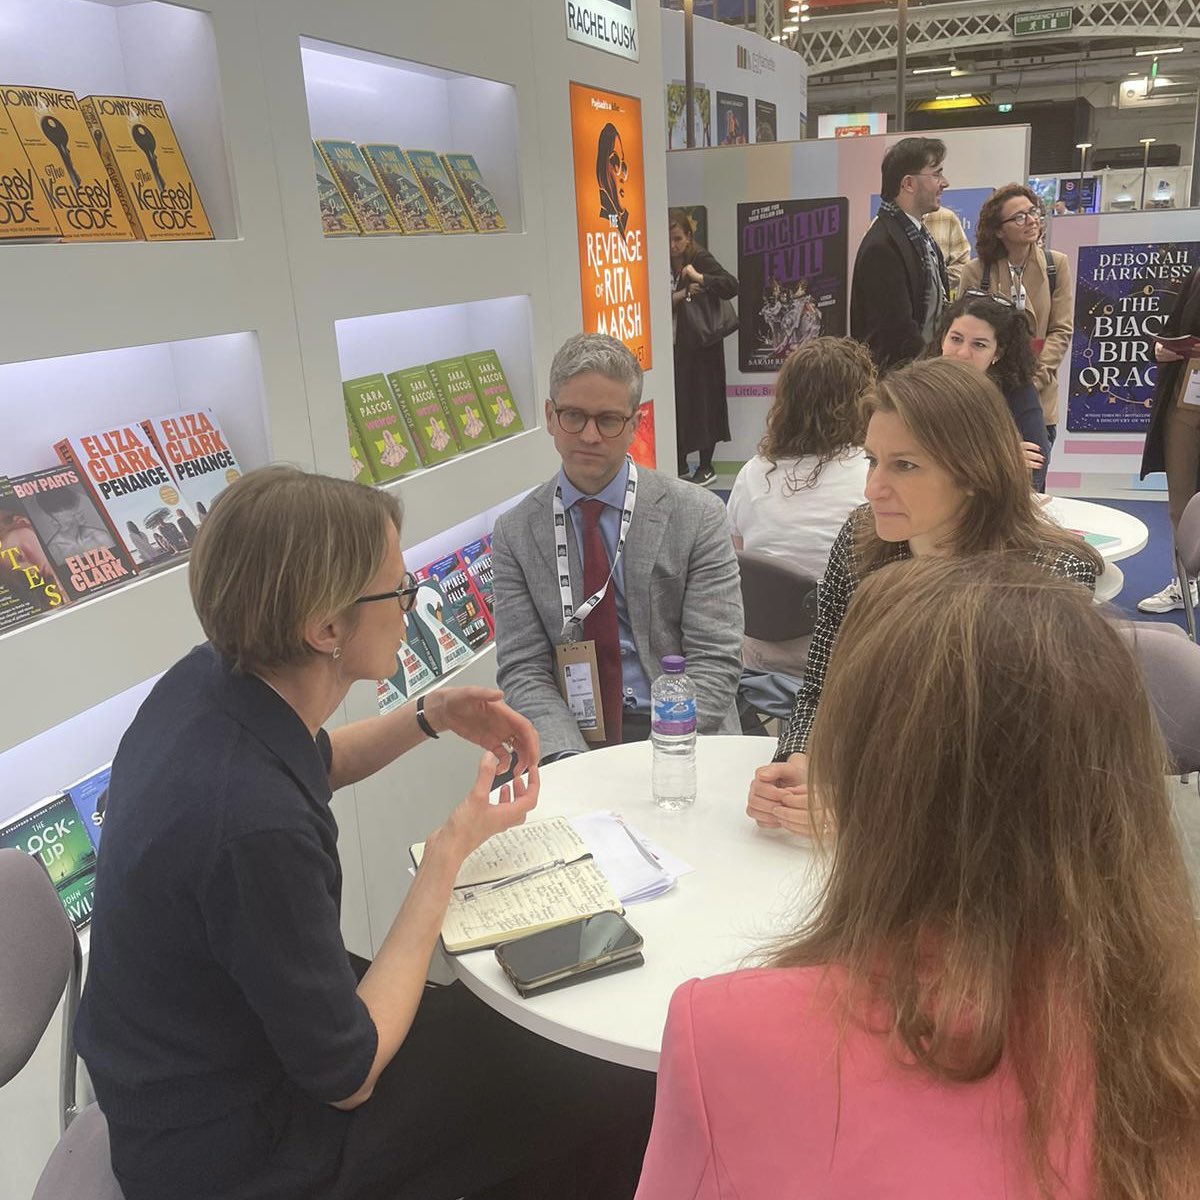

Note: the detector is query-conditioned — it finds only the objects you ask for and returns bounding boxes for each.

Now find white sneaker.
[1137,578,1198,613]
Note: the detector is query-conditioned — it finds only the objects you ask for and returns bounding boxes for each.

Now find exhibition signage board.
[565,0,638,61]
[569,82,652,370]
[1013,8,1072,36]
[737,197,849,373]
[716,92,749,145]
[1066,241,1200,432]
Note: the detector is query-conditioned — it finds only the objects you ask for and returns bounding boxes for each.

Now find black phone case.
[511,952,645,998]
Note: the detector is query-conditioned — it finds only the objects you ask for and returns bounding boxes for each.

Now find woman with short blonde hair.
[77,465,654,1200]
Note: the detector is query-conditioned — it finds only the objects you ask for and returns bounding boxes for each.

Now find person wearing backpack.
[959,185,1072,455]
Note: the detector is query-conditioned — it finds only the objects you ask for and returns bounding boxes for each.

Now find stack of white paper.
[568,811,692,904]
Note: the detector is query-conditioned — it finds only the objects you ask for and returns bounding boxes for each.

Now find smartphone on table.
[495,912,644,998]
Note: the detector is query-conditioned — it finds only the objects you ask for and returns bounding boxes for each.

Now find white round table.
[1039,496,1149,602]
[453,736,821,1071]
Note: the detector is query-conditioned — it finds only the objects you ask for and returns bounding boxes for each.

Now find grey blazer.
[493,466,744,758]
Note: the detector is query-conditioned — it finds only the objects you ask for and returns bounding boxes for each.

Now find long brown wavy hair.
[975,182,1041,264]
[759,337,874,493]
[854,358,1103,576]
[771,553,1200,1199]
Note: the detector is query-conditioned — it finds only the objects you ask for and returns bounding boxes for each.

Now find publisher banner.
[565,0,639,61]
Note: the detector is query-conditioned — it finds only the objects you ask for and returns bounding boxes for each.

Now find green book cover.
[0,793,97,931]
[312,141,359,236]
[428,357,494,452]
[464,350,525,439]
[441,153,506,232]
[404,149,472,233]
[387,366,461,467]
[342,375,420,483]
[346,409,376,484]
[315,140,402,235]
[360,144,441,235]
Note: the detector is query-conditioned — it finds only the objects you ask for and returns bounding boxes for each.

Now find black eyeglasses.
[549,400,635,438]
[355,571,419,613]
[1000,208,1042,226]
[961,289,1015,307]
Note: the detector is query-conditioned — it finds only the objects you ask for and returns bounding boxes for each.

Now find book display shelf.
[0,1,672,1190]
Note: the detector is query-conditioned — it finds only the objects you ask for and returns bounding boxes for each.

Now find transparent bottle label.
[652,696,696,735]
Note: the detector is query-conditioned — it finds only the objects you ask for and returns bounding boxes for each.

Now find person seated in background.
[638,554,1200,1199]
[928,291,1051,491]
[727,337,874,675]
[746,358,1102,836]
[75,465,655,1200]
[493,333,742,762]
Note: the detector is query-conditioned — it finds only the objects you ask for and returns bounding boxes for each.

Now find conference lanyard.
[1009,261,1028,311]
[554,457,638,640]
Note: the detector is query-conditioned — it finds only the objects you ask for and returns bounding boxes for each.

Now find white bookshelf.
[0,2,673,1191]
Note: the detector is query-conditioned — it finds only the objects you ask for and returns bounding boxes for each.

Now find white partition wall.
[666,125,1031,460]
[0,1,672,1193]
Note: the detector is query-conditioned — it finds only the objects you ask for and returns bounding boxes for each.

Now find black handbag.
[679,287,738,348]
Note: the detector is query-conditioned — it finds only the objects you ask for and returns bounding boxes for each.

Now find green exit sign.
[1013,7,1074,35]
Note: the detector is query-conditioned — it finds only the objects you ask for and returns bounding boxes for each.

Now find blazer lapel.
[625,470,668,658]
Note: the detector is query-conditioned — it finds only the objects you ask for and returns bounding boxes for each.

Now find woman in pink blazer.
[637,555,1200,1200]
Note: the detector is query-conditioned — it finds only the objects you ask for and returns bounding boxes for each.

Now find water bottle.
[651,655,697,810]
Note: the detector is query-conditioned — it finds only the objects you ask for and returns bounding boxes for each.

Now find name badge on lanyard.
[1182,360,1200,409]
[551,458,638,741]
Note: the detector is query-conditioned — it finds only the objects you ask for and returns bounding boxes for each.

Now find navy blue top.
[75,644,377,1130]
[1004,380,1051,490]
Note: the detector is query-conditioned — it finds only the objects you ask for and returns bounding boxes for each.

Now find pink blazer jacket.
[635,968,1092,1200]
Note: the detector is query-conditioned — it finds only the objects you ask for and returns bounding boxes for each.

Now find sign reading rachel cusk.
[565,0,638,61]
[569,82,652,369]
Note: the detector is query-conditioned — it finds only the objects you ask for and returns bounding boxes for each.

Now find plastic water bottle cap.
[660,655,686,673]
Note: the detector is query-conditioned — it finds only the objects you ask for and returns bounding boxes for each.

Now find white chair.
[1173,491,1200,642]
[0,849,123,1199]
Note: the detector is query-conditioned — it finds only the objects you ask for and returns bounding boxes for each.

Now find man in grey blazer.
[493,333,743,761]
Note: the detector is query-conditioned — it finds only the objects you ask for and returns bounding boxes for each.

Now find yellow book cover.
[360,143,440,235]
[0,104,60,239]
[315,140,402,236]
[79,95,212,241]
[0,84,135,241]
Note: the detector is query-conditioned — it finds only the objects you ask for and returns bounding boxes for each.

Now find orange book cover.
[0,102,60,239]
[79,95,212,241]
[0,84,135,241]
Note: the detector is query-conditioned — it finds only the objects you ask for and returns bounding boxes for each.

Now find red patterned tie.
[579,498,623,745]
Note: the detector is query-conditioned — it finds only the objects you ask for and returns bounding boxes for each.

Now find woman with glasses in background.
[75,465,655,1200]
[959,184,1073,456]
[670,206,739,487]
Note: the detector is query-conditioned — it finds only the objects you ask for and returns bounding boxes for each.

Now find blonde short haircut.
[189,465,402,673]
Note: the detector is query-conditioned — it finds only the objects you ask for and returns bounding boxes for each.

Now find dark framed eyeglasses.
[1000,207,1042,226]
[961,289,1015,307]
[355,571,419,613]
[607,152,629,182]
[549,400,635,439]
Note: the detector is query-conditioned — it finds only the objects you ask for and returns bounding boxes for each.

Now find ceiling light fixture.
[913,65,955,74]
[1135,46,1183,56]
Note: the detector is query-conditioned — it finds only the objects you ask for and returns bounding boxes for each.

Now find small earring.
[332,647,342,661]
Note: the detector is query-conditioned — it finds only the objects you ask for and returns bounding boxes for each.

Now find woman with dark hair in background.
[670,207,739,487]
[959,184,1073,453]
[930,291,1051,491]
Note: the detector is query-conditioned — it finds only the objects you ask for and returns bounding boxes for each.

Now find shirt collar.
[557,457,631,512]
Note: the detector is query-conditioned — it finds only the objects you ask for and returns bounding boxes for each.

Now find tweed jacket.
[959,249,1073,425]
[493,466,743,758]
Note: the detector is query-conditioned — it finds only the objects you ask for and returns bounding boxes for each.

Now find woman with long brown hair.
[639,553,1200,1199]
[959,183,1073,450]
[746,357,1102,834]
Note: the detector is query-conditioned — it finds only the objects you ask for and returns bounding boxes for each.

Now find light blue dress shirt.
[557,461,652,714]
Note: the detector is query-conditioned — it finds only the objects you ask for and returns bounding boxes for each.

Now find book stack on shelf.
[0,762,110,933]
[344,348,525,485]
[0,408,243,633]
[376,532,495,713]
[313,140,504,237]
[0,84,211,243]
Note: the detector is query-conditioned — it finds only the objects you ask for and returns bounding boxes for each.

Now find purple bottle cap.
[661,655,686,673]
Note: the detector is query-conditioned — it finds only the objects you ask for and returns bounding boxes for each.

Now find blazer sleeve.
[1008,381,1051,460]
[635,981,722,1200]
[852,235,925,367]
[1034,250,1074,392]
[679,493,745,735]
[492,514,590,759]
[694,249,739,301]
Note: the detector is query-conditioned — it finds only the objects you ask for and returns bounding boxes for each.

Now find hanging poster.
[569,82,651,372]
[629,399,656,469]
[737,197,849,373]
[564,0,638,61]
[1066,241,1200,432]
[754,99,777,143]
[665,82,713,149]
[1058,176,1100,214]
[716,92,749,145]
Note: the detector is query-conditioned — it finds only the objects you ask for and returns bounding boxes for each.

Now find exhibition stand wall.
[0,0,673,1193]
